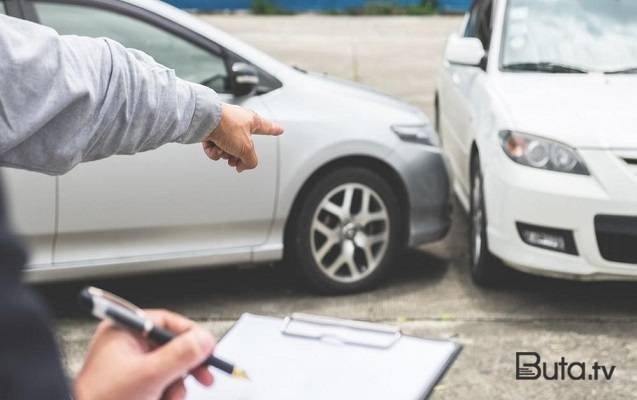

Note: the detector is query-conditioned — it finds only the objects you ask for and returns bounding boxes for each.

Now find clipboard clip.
[281,313,402,349]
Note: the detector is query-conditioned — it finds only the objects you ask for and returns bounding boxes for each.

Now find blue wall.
[437,0,471,13]
[162,0,470,12]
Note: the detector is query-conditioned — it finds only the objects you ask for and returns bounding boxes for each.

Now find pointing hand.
[203,104,283,172]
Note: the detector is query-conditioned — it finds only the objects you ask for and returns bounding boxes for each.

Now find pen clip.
[86,286,146,318]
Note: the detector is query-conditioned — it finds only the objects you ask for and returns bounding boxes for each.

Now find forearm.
[0,15,221,175]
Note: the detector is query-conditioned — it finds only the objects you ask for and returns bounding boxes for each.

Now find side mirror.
[231,62,259,97]
[445,34,486,67]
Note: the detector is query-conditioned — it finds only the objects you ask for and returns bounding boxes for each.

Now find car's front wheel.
[288,167,401,294]
[469,154,508,286]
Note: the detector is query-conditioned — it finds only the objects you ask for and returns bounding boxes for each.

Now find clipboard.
[185,313,461,400]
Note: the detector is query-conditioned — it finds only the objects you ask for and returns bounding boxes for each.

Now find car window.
[465,0,493,49]
[464,1,481,38]
[477,2,493,49]
[34,2,229,93]
[501,0,637,73]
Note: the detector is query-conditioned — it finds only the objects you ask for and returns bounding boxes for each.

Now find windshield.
[500,0,637,73]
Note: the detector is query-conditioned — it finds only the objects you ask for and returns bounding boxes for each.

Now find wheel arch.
[283,155,410,256]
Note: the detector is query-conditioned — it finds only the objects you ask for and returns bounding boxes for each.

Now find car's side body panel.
[438,0,507,209]
[4,170,56,268]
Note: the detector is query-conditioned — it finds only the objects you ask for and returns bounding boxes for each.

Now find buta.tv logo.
[516,352,616,381]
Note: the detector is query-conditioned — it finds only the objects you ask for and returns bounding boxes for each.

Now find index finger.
[251,112,284,136]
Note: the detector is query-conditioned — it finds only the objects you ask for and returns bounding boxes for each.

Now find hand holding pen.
[74,287,248,400]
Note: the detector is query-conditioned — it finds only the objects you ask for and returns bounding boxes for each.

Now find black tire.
[469,154,508,286]
[287,167,402,294]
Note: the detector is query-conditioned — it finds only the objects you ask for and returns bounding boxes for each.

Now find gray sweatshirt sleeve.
[0,15,223,175]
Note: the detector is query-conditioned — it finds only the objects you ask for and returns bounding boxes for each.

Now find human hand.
[203,103,283,172]
[74,310,216,400]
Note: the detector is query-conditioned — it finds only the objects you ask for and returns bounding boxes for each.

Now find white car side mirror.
[445,34,486,67]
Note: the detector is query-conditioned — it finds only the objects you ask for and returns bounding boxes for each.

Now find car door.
[1,0,58,270]
[27,0,278,267]
[439,0,493,193]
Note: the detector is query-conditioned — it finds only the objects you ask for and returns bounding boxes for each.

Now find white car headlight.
[499,130,589,175]
[391,124,439,147]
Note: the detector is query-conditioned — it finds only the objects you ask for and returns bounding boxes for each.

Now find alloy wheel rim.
[310,183,390,283]
[471,173,484,266]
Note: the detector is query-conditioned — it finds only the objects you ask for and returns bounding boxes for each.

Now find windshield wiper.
[605,67,637,74]
[502,62,588,73]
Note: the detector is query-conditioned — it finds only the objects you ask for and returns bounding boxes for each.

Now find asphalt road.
[36,15,637,399]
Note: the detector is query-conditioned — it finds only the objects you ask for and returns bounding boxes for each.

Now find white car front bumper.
[484,148,637,280]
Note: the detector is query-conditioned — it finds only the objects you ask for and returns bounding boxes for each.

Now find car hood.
[300,71,427,122]
[492,74,637,149]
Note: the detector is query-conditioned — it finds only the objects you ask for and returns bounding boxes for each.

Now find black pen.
[79,286,249,380]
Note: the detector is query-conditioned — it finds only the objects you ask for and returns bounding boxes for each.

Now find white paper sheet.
[186,314,459,400]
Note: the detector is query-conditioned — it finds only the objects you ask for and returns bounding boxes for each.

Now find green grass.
[342,2,437,15]
[251,0,438,15]
[250,0,292,15]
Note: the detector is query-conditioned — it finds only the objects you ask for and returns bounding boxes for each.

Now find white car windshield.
[501,0,637,74]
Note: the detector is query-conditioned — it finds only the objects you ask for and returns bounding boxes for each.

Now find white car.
[436,0,637,285]
[4,0,451,293]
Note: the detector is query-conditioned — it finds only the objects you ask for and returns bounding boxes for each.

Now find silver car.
[7,0,451,293]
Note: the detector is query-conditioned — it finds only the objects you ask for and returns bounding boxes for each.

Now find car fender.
[276,138,395,219]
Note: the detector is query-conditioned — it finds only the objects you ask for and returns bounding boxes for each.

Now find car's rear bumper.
[389,142,452,248]
[485,148,637,280]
